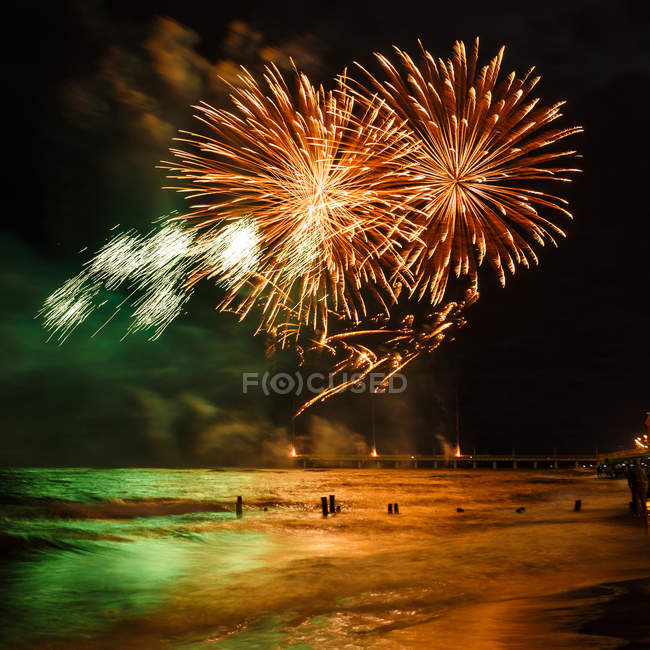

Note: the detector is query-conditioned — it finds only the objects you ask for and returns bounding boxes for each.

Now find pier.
[292,452,599,469]
[597,448,648,463]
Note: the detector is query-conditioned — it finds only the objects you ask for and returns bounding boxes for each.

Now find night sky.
[3,0,649,465]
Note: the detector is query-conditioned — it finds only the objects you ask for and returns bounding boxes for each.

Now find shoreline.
[381,575,650,649]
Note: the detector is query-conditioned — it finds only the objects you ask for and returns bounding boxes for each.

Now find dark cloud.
[60,15,326,147]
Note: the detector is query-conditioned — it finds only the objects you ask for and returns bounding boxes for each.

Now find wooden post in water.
[394,503,399,514]
[388,503,393,514]
[574,499,582,512]
[236,496,243,518]
[492,461,497,469]
[321,497,328,517]
[329,494,336,514]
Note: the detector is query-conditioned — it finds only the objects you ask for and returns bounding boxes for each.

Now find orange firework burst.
[165,64,417,339]
[351,39,582,304]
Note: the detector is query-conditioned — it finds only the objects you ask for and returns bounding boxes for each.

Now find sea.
[1,468,648,648]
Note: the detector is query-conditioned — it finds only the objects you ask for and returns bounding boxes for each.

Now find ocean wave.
[0,495,300,519]
[0,532,96,555]
[0,497,233,519]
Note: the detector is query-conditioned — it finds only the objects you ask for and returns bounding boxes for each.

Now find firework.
[196,218,261,289]
[292,288,477,416]
[40,43,582,421]
[165,64,418,339]
[39,274,102,343]
[39,217,253,342]
[350,39,582,303]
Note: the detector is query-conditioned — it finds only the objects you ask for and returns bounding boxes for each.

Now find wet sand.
[382,577,650,649]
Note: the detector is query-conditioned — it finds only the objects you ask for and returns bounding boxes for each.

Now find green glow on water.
[3,527,273,643]
[1,467,259,501]
[6,536,189,638]
[0,469,274,645]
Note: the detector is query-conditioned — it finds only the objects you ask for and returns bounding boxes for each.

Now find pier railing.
[292,453,599,469]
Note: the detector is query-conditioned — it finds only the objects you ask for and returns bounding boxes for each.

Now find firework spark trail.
[40,274,102,343]
[348,38,582,304]
[119,221,195,339]
[165,64,420,339]
[292,289,477,416]
[196,218,261,289]
[39,217,264,342]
